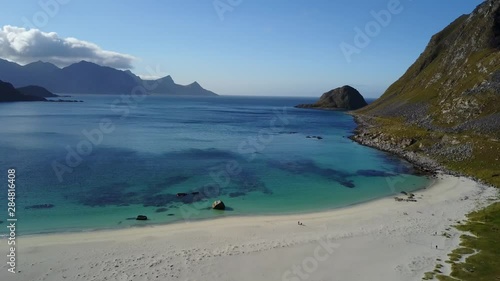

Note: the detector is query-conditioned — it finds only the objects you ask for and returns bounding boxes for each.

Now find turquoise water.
[0,95,429,235]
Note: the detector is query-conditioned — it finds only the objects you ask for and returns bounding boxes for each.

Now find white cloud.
[0,25,136,69]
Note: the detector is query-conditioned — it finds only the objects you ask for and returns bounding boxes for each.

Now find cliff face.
[352,0,500,187]
[296,85,367,110]
[358,0,500,136]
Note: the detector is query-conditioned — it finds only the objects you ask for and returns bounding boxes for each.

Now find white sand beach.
[1,174,497,281]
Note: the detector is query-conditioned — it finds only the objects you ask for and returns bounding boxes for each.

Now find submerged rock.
[339,180,355,188]
[155,208,169,213]
[136,215,148,220]
[306,136,323,140]
[357,170,395,177]
[25,204,54,209]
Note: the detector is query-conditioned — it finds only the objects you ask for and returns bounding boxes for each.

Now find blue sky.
[0,0,484,97]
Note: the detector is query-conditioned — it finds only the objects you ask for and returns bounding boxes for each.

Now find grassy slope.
[353,2,500,279]
[435,202,500,281]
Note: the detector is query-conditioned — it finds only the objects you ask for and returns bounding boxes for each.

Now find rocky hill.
[352,0,500,187]
[296,85,367,110]
[0,80,47,102]
[16,85,58,98]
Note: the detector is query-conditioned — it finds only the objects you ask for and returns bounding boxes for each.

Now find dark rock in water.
[306,136,323,140]
[229,192,246,198]
[48,99,83,103]
[401,191,408,195]
[191,191,200,195]
[0,220,3,224]
[167,213,175,216]
[155,208,169,213]
[296,85,368,110]
[25,204,54,209]
[339,181,355,188]
[357,170,395,177]
[212,200,226,210]
[177,193,188,197]
[136,215,148,220]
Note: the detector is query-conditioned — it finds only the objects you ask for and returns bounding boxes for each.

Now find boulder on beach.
[212,200,226,210]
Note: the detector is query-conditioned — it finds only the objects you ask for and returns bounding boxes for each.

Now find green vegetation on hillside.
[351,1,500,280]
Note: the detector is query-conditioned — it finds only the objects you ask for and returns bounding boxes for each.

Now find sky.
[0,0,485,97]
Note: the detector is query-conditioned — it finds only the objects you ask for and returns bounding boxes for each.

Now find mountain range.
[0,59,218,96]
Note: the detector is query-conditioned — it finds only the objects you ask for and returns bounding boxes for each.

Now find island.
[295,85,368,110]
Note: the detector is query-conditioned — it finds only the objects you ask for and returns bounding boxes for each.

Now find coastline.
[1,174,497,281]
[12,175,437,239]
[348,114,442,175]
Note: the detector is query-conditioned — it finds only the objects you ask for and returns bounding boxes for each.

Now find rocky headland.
[296,85,368,110]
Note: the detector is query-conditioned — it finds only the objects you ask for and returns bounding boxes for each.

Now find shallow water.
[0,95,429,234]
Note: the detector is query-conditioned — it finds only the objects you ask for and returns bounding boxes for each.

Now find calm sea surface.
[0,95,429,235]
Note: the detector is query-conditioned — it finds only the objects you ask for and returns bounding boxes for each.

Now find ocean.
[0,95,429,235]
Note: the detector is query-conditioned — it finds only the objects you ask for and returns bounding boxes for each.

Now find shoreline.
[12,174,437,239]
[12,175,436,238]
[348,113,499,188]
[1,173,497,281]
[348,113,443,175]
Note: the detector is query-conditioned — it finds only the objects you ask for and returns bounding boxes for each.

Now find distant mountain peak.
[0,58,218,96]
[157,75,175,84]
[24,60,60,71]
